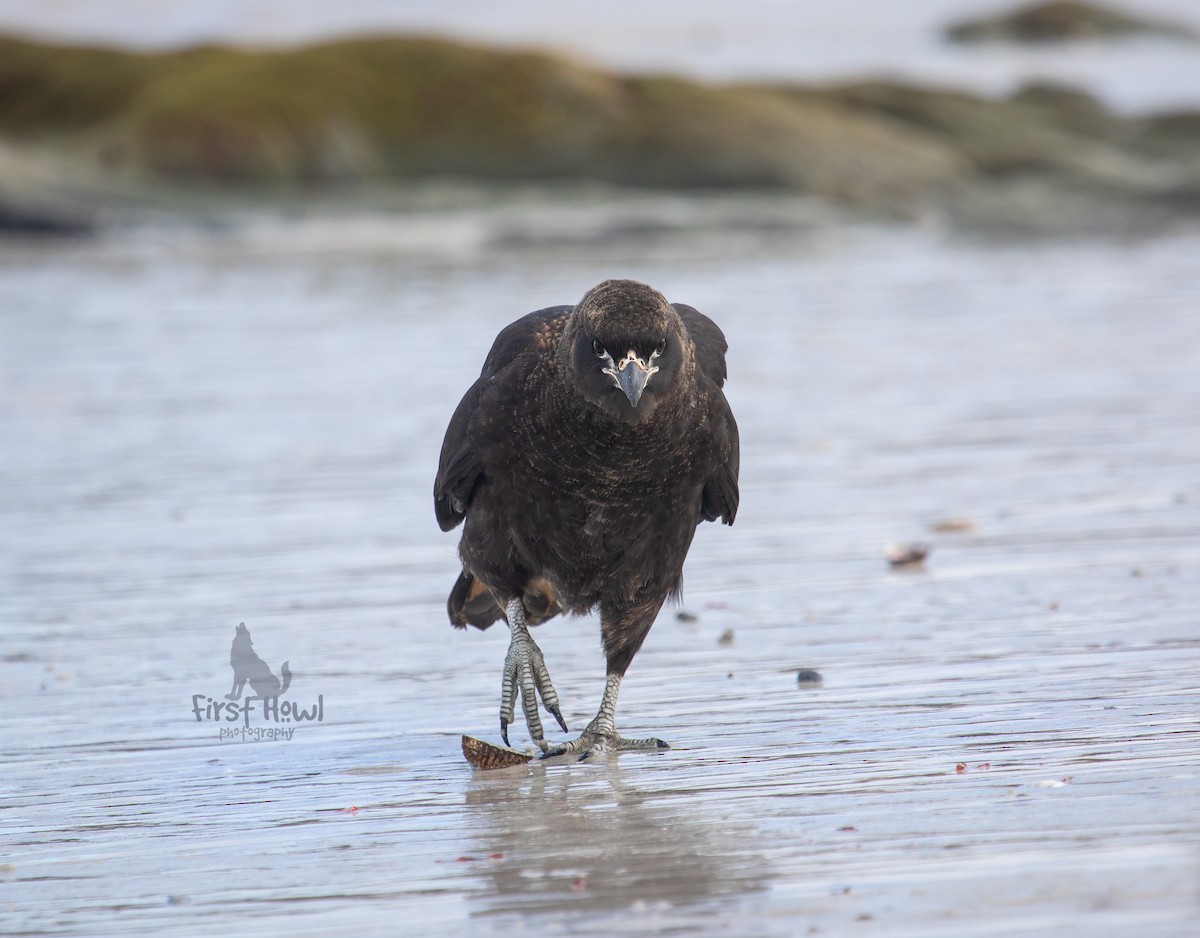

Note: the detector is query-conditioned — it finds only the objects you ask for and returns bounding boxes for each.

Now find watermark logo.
[191,623,324,741]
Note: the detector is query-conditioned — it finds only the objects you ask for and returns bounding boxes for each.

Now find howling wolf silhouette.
[225,622,292,700]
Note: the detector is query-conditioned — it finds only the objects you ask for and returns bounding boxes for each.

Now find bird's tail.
[447,572,562,630]
[448,571,505,630]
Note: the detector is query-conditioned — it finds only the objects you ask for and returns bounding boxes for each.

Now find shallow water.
[3,208,1200,936]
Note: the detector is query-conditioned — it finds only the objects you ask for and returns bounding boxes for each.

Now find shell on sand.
[885,542,930,567]
[462,735,534,770]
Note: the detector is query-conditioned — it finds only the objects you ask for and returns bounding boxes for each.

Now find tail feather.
[447,571,562,630]
[448,571,504,630]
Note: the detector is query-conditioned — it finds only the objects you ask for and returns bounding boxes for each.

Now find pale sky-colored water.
[1,0,1200,112]
[5,220,1200,935]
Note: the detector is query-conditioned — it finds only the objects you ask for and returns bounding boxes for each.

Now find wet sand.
[3,213,1200,935]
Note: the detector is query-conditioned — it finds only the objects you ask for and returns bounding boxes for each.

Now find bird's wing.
[434,305,572,532]
[674,303,740,526]
[700,392,740,525]
[673,303,728,387]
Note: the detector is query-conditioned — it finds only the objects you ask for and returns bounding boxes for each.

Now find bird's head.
[566,279,685,421]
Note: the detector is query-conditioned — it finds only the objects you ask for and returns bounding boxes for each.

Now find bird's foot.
[537,672,669,761]
[540,716,670,762]
[499,599,568,750]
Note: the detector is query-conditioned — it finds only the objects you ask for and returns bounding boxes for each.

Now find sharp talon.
[499,598,568,750]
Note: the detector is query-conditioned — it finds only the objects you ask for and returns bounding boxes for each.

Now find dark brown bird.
[434,279,739,757]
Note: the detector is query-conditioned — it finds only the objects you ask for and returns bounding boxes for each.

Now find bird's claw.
[499,631,565,750]
[540,727,670,761]
[577,737,608,763]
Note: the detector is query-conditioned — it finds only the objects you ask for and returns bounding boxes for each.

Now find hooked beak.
[603,351,658,407]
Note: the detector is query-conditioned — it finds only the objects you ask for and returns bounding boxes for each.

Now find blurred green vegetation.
[945,1,1197,44]
[0,34,957,206]
[1,32,1199,227]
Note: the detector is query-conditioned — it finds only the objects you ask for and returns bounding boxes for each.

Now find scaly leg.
[499,597,568,750]
[541,673,670,760]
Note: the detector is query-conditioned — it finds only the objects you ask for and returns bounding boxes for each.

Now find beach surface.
[4,211,1200,934]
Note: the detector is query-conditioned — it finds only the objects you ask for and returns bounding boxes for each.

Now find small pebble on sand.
[886,542,930,567]
[930,518,975,533]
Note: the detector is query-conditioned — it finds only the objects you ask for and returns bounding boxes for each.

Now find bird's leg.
[542,603,669,760]
[499,597,568,750]
[541,673,670,759]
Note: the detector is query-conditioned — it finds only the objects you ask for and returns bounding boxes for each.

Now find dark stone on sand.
[0,195,93,235]
[796,669,823,686]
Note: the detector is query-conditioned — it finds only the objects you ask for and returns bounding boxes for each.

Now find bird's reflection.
[463,760,770,923]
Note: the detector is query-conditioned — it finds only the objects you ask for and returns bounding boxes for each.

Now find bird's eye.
[654,337,667,357]
[592,339,607,358]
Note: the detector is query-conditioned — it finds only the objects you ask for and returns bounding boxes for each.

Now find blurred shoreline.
[2,27,1200,239]
[2,1,1200,113]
